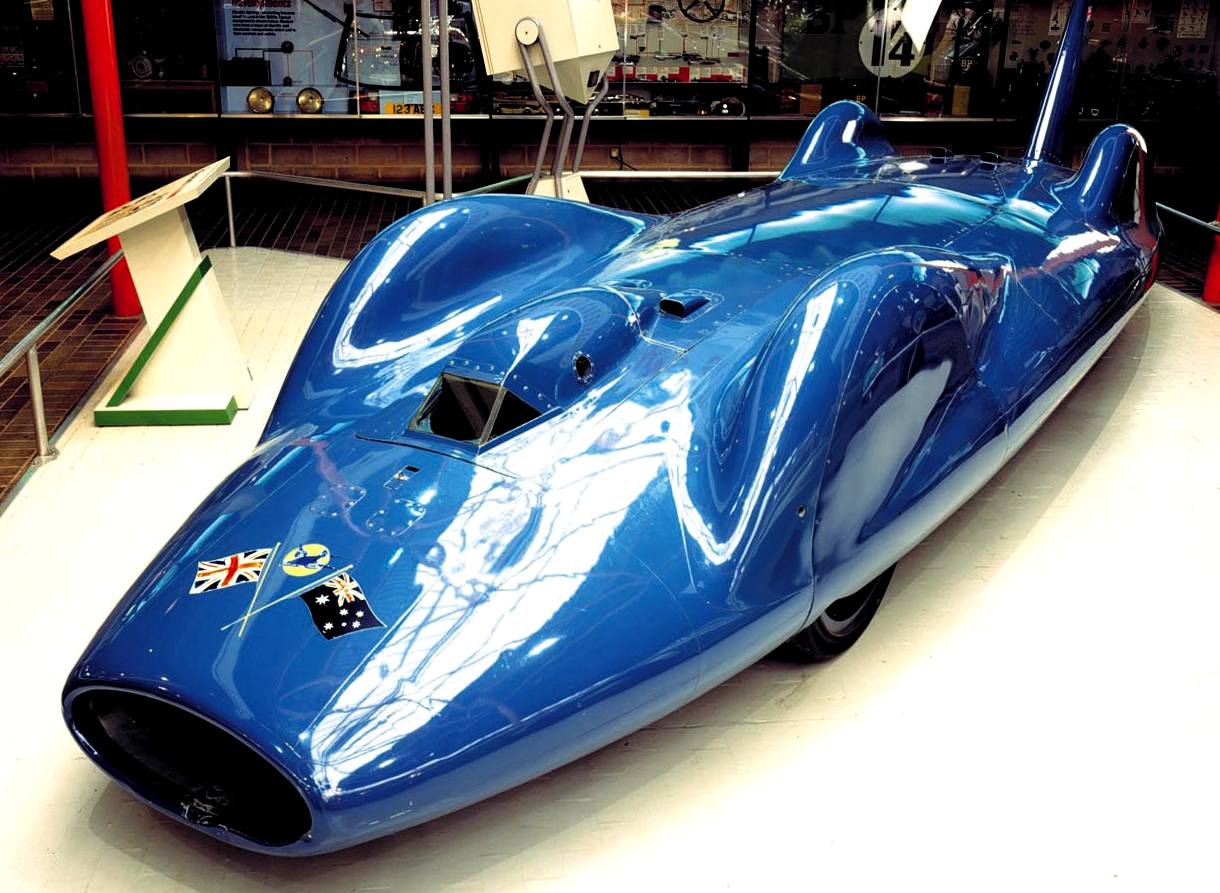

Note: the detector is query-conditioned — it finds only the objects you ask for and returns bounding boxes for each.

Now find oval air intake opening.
[658,291,711,319]
[69,688,311,847]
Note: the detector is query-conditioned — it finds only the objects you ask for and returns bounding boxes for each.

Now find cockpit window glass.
[411,374,499,443]
[487,388,540,440]
[409,373,540,445]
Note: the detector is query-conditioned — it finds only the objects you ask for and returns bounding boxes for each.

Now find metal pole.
[26,348,57,465]
[573,71,610,174]
[536,26,575,198]
[438,2,453,198]
[224,175,236,248]
[1203,200,1220,305]
[353,7,361,119]
[517,23,555,195]
[80,0,141,318]
[1155,202,1220,236]
[421,0,436,204]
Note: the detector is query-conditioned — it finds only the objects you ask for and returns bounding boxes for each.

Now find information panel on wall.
[215,0,480,116]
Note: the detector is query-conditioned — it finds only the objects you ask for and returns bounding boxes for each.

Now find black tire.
[774,564,896,662]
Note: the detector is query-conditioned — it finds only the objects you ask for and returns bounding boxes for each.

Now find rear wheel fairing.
[960,146,1158,437]
[812,249,1009,614]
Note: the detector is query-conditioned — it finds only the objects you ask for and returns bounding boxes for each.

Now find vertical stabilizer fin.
[1026,1,1089,165]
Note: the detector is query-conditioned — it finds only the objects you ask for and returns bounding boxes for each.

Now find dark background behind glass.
[1,0,1214,123]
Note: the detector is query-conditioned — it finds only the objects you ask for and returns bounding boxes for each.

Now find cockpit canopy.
[403,286,651,448]
[408,372,541,446]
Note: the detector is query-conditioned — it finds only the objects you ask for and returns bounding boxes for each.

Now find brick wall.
[0,130,745,182]
[0,141,220,180]
[238,137,484,181]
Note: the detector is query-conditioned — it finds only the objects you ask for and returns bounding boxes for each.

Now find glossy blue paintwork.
[63,28,1160,854]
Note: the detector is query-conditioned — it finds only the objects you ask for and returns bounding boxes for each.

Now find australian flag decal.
[298,573,384,639]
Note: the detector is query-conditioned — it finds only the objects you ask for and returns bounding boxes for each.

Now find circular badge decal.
[282,543,332,577]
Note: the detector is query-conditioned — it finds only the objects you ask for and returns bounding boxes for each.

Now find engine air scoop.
[67,688,312,847]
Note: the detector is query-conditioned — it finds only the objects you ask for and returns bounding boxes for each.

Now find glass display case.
[0,0,1215,126]
[751,1,881,116]
[611,0,751,117]
[113,0,218,113]
[0,0,81,114]
[213,0,481,116]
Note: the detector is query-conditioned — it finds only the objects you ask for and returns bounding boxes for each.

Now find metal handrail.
[0,248,125,466]
[219,169,531,248]
[223,169,426,199]
[1156,203,1220,236]
[581,170,779,179]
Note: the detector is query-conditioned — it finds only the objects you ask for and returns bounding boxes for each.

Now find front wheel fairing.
[62,430,700,853]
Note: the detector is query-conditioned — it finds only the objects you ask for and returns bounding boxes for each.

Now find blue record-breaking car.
[63,1,1159,855]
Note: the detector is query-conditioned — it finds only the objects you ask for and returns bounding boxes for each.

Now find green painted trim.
[94,396,238,427]
[107,255,213,407]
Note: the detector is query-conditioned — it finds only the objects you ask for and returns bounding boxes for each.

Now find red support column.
[1204,201,1220,306]
[80,0,141,318]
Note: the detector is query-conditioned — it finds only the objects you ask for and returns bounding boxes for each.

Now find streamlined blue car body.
[62,2,1160,856]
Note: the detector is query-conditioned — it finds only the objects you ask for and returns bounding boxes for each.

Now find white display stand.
[532,172,590,203]
[51,158,252,427]
[471,0,617,203]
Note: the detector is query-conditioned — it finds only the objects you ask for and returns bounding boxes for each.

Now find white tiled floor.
[2,256,1219,891]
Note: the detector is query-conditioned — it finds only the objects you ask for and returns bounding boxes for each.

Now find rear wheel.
[775,564,896,662]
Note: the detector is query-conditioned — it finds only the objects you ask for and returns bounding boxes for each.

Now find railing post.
[26,347,58,466]
[439,5,453,199]
[224,175,237,249]
[1204,200,1220,305]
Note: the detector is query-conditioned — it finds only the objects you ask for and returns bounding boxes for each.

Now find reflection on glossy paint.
[1045,230,1121,267]
[305,389,687,793]
[668,282,836,566]
[815,360,953,565]
[333,208,462,367]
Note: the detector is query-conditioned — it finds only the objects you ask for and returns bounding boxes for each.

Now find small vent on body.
[658,290,713,319]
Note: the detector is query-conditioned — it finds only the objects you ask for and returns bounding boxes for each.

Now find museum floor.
[0,246,1218,890]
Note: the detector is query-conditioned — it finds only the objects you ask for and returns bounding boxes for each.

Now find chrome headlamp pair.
[246,87,325,114]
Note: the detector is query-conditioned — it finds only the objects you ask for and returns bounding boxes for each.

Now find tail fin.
[779,101,896,181]
[1026,1,1090,165]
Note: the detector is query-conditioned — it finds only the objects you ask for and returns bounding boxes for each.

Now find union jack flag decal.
[190,548,272,594]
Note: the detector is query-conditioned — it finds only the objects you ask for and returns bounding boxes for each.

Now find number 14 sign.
[858,4,927,78]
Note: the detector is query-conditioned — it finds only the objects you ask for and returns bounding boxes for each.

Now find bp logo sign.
[858,10,924,78]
